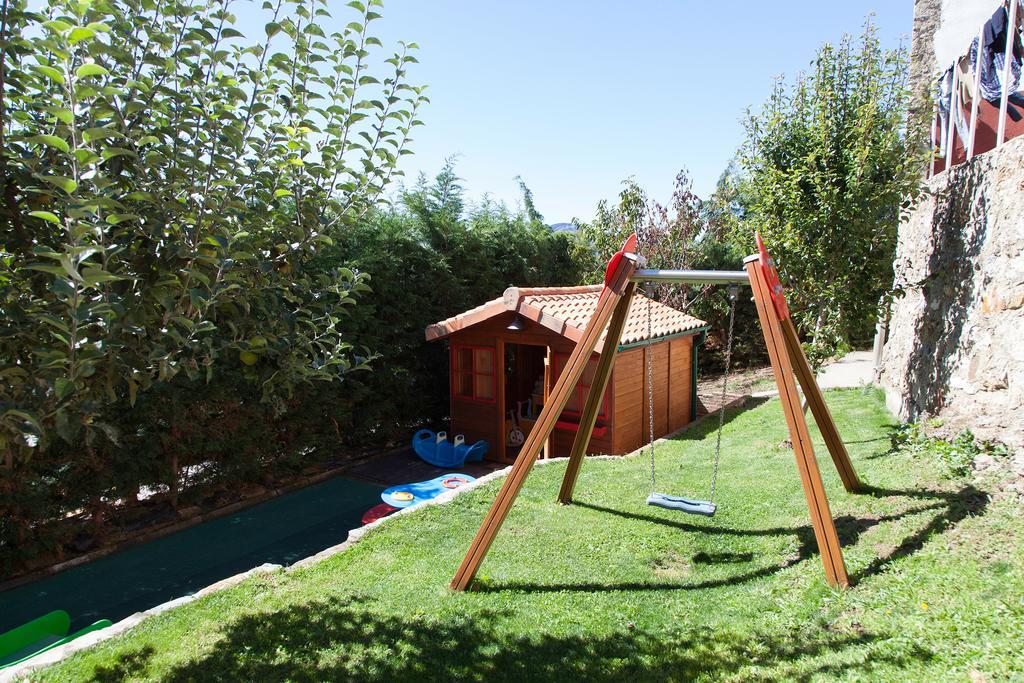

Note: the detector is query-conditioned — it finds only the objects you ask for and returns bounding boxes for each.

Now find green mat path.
[0,476,382,634]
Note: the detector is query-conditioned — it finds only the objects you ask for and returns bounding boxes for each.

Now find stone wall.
[879,134,1024,452]
[909,0,941,104]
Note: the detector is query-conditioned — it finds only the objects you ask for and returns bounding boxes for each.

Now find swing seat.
[647,492,717,517]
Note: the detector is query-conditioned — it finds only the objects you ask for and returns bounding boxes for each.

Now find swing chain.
[645,281,713,493]
[709,285,739,503]
[646,289,656,492]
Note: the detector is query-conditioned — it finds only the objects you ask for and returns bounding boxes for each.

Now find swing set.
[450,233,863,591]
[642,279,738,518]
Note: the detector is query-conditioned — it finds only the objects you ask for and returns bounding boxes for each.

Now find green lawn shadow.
[90,594,934,682]
[472,483,986,594]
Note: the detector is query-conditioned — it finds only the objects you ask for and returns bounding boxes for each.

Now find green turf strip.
[0,477,382,634]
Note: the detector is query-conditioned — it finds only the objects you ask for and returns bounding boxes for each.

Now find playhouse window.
[453,345,495,402]
[552,353,609,420]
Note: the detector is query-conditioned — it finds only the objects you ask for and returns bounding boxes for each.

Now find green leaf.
[101,147,136,161]
[105,213,140,225]
[24,263,67,276]
[29,134,70,153]
[41,175,77,194]
[28,210,61,224]
[83,127,122,142]
[33,65,66,85]
[68,27,96,43]
[55,377,75,400]
[81,267,127,286]
[75,63,109,79]
[39,315,70,334]
[274,188,293,197]
[50,107,75,124]
[74,149,101,165]
[265,21,281,38]
[42,19,72,33]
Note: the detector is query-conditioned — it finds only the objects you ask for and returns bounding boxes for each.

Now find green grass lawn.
[37,390,1023,682]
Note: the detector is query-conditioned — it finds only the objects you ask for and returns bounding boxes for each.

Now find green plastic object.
[0,610,112,670]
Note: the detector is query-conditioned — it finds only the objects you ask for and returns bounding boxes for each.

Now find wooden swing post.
[449,239,640,591]
[450,234,860,591]
[743,252,852,587]
[557,282,637,503]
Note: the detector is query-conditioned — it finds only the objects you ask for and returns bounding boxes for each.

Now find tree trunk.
[170,452,179,509]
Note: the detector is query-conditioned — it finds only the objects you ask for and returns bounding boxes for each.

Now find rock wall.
[879,134,1024,452]
[909,0,941,102]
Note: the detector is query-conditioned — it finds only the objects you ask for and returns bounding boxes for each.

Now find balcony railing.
[930,0,1024,177]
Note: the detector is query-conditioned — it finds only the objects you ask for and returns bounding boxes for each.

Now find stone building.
[878,0,1024,453]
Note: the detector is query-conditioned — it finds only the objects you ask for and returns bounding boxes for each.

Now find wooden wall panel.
[648,343,670,439]
[668,337,692,432]
[452,399,499,452]
[613,347,644,454]
[547,425,614,457]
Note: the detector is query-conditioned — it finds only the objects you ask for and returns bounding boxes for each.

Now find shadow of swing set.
[450,233,863,592]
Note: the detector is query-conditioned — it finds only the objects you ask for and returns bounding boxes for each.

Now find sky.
[235,1,912,224]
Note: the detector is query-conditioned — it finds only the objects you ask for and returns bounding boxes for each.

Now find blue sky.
[229,1,902,223]
[360,1,913,223]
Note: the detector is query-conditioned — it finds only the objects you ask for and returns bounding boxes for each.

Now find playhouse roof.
[425,285,707,348]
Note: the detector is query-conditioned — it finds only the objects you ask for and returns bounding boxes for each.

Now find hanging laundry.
[958,52,978,103]
[931,1,1024,171]
[936,68,952,154]
[985,2,1024,92]
[973,4,1024,115]
[935,64,971,154]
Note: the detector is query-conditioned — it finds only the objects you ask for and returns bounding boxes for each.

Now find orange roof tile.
[425,285,706,348]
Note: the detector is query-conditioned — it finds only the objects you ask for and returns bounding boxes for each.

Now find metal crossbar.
[632,269,749,285]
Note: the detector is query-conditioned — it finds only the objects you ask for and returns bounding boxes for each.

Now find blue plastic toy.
[412,430,488,468]
[381,473,477,508]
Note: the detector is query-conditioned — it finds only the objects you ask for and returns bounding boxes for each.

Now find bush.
[314,162,588,443]
[0,0,424,573]
[736,21,925,365]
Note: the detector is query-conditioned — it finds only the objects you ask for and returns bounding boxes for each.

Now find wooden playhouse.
[425,285,708,463]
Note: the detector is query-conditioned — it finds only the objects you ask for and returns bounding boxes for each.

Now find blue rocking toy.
[642,286,738,518]
[412,430,489,468]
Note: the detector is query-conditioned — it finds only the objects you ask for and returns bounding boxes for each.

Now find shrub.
[315,163,589,443]
[0,0,424,572]
[736,21,925,366]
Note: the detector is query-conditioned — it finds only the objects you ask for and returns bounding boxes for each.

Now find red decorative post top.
[755,232,790,321]
[603,233,638,289]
